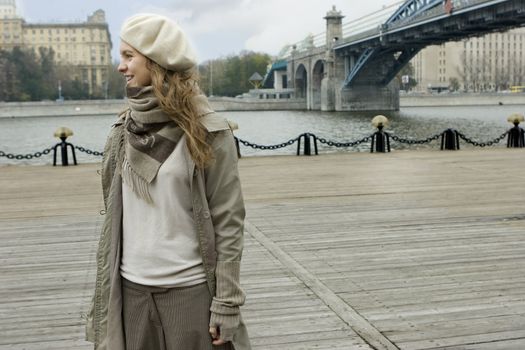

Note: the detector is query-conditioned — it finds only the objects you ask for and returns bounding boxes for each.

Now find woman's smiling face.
[118,41,152,87]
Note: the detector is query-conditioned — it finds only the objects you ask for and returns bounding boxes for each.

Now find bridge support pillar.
[321,77,335,111]
[336,81,400,111]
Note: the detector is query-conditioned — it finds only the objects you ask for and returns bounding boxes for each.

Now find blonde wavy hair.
[147,59,213,169]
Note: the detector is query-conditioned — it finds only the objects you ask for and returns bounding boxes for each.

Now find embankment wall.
[0,94,523,118]
[0,97,305,118]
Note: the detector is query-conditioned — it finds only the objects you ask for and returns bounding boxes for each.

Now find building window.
[92,70,97,85]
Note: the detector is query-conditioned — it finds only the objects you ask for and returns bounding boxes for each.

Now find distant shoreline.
[400,92,525,108]
[0,93,523,118]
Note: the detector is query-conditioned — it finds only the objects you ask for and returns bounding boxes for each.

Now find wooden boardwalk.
[1,148,524,349]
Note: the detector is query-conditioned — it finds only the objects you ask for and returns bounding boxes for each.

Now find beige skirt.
[122,278,233,350]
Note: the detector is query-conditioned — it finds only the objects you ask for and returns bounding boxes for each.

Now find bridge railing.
[386,0,498,32]
[288,1,402,55]
[290,0,501,56]
[342,1,402,39]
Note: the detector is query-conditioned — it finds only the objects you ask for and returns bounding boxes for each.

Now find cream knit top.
[120,135,207,287]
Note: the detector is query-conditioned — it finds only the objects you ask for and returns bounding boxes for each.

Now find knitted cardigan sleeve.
[204,130,246,342]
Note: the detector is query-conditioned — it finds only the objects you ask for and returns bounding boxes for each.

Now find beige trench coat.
[85,112,251,350]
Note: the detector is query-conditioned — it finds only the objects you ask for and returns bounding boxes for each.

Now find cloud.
[18,0,401,62]
[132,0,334,60]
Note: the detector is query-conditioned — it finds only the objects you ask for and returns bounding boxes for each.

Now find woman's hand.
[209,326,227,346]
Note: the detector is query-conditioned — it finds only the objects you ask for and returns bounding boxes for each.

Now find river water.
[0,105,522,165]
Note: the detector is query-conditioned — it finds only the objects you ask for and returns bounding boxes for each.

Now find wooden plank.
[237,149,525,350]
[245,221,400,350]
[1,148,525,349]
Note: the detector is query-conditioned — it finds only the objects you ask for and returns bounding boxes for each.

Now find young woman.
[85,13,251,350]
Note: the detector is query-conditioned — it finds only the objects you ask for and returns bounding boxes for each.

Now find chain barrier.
[317,134,374,147]
[234,136,299,150]
[236,130,509,152]
[74,145,104,156]
[0,130,513,162]
[456,131,508,147]
[390,133,442,144]
[0,147,53,160]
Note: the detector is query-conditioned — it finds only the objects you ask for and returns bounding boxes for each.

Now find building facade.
[0,0,112,97]
[411,27,525,92]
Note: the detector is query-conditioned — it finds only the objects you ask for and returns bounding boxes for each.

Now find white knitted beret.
[120,14,197,71]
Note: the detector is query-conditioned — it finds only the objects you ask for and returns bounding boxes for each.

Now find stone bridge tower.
[322,6,344,111]
[287,6,399,111]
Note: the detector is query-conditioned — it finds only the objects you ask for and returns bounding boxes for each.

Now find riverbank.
[400,92,525,107]
[0,93,523,118]
[0,96,305,118]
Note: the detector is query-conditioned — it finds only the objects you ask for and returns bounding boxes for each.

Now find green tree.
[0,46,60,101]
[107,62,125,99]
[11,47,41,100]
[449,77,460,92]
[0,49,20,101]
[38,47,56,99]
[0,47,124,101]
[199,51,271,97]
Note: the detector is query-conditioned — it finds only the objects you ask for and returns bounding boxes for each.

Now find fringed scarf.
[120,86,184,203]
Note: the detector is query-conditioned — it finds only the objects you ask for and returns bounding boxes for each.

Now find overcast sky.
[16,0,401,63]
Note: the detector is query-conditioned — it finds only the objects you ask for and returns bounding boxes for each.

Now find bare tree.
[457,51,470,91]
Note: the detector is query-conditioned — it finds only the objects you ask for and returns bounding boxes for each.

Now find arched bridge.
[280,0,525,111]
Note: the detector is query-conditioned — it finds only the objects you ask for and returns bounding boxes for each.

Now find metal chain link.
[390,133,442,144]
[1,130,513,161]
[235,136,299,150]
[317,134,374,147]
[456,131,508,147]
[74,145,104,156]
[0,147,53,160]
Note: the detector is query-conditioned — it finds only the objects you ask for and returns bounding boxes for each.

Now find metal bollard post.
[52,127,78,166]
[440,128,460,150]
[370,115,391,153]
[370,129,391,153]
[506,114,525,148]
[304,133,311,155]
[60,138,69,165]
[507,124,525,148]
[234,136,242,158]
[296,133,319,156]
